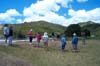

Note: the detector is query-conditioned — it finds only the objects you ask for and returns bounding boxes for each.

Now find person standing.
[36,32,42,47]
[61,35,67,52]
[3,24,9,43]
[8,26,13,46]
[51,32,55,41]
[28,29,33,45]
[42,32,49,48]
[72,33,78,52]
[56,32,61,40]
[81,31,86,47]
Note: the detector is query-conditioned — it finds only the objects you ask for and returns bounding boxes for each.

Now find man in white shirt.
[3,24,9,43]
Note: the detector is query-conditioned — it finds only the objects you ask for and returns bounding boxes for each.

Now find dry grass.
[0,39,100,66]
[0,52,33,66]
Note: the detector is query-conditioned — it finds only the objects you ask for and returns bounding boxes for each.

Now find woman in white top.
[42,32,49,48]
[3,24,9,43]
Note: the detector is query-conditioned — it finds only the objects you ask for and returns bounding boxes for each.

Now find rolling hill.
[13,21,66,38]
[78,21,100,38]
[0,21,100,39]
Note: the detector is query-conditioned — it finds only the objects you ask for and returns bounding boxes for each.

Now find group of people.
[60,33,79,52]
[28,29,49,48]
[27,29,80,52]
[3,24,13,46]
[3,24,86,52]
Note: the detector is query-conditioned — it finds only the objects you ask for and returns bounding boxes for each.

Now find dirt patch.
[0,52,33,66]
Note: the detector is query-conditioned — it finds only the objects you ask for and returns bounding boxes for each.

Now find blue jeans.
[72,44,77,50]
[8,36,13,45]
[4,34,9,43]
[62,43,66,50]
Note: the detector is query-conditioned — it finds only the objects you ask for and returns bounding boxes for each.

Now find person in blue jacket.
[61,35,67,52]
[72,33,78,51]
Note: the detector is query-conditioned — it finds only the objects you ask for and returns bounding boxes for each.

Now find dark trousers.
[4,34,9,43]
[62,43,66,50]
[29,37,33,43]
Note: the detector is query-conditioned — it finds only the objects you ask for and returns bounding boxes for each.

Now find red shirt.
[36,33,41,40]
[28,31,33,37]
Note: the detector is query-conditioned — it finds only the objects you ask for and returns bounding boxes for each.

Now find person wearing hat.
[72,33,78,51]
[61,34,67,52]
[3,24,9,43]
[28,29,33,45]
[42,32,49,48]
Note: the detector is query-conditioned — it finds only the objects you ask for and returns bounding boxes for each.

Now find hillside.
[78,21,100,38]
[0,21,100,39]
[12,21,66,38]
[79,21,100,31]
[78,21,95,27]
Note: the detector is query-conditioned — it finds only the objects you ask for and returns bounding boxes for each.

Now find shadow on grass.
[9,44,20,47]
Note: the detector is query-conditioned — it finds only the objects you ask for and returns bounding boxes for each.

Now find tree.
[64,24,81,37]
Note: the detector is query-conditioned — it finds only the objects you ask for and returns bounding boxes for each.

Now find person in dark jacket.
[61,35,67,52]
[72,33,78,51]
[8,26,13,46]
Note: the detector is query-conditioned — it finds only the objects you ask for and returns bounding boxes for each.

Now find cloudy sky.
[0,0,100,26]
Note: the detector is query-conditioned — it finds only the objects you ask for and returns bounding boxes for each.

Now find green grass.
[0,40,100,66]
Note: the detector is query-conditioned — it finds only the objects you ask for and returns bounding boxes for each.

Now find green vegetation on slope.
[78,21,100,39]
[13,21,66,38]
[0,21,99,39]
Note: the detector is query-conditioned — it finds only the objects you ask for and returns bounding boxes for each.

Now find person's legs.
[46,42,48,48]
[29,37,33,48]
[29,37,31,44]
[82,37,86,47]
[72,44,76,50]
[8,36,13,46]
[44,42,48,48]
[4,35,8,43]
[30,37,33,43]
[62,43,66,51]
[29,37,33,44]
[74,44,77,50]
[62,44,64,51]
[37,40,40,47]
[72,43,78,53]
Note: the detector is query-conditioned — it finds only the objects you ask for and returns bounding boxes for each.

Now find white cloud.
[23,0,100,26]
[68,8,100,24]
[55,0,73,8]
[24,11,68,26]
[23,0,73,17]
[23,0,60,17]
[1,0,99,26]
[6,9,21,16]
[17,19,24,24]
[77,0,88,2]
[23,0,73,26]
[0,9,21,23]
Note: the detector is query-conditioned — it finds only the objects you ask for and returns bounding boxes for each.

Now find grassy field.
[0,39,100,66]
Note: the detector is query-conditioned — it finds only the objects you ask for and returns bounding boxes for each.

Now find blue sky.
[0,0,100,26]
